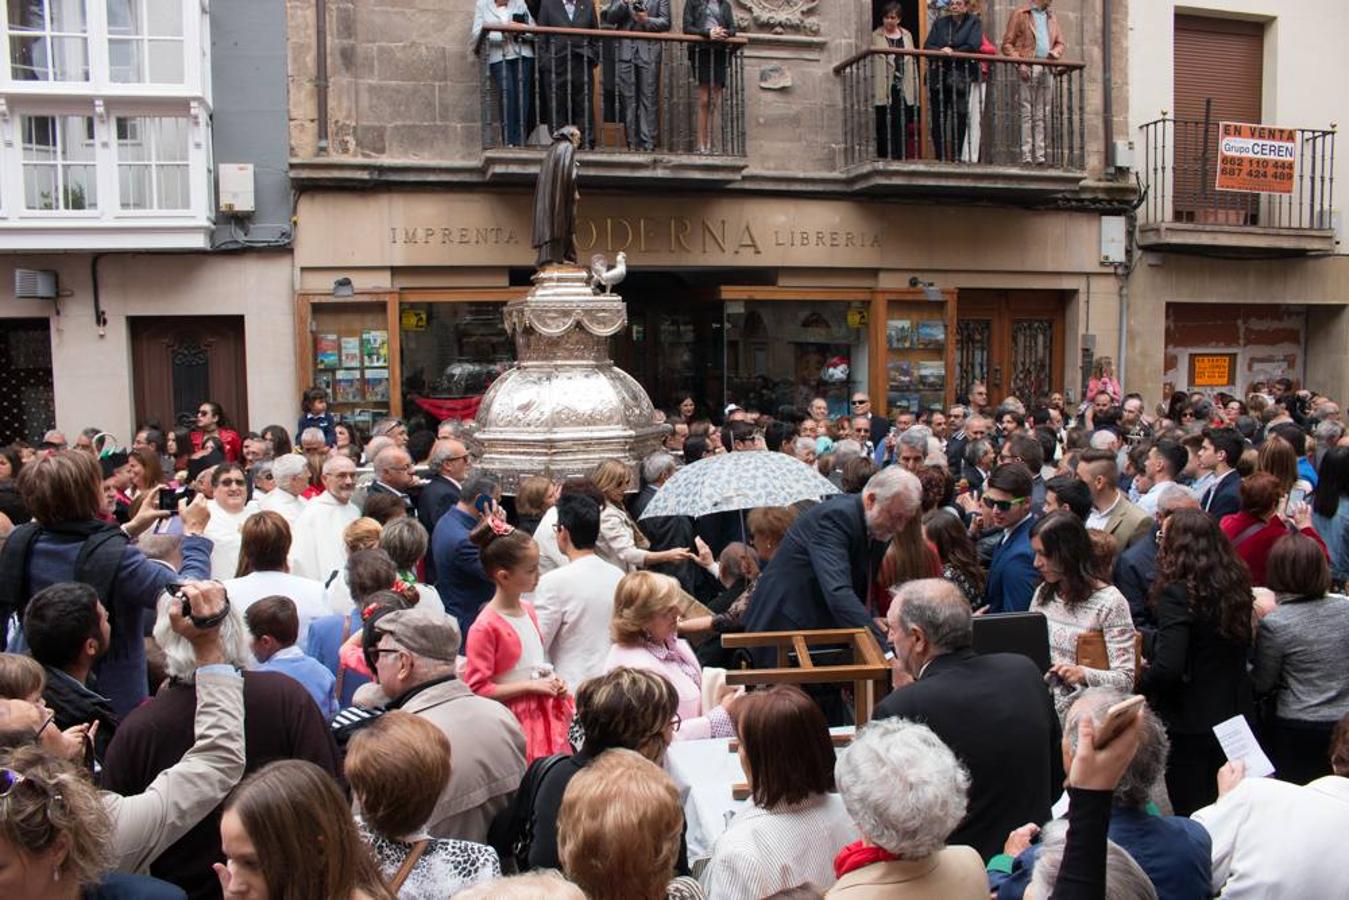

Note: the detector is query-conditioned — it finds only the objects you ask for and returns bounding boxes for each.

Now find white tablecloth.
[666,726,855,863]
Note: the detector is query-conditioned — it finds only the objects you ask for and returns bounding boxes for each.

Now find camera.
[158,485,196,513]
[632,0,647,11]
[165,582,231,629]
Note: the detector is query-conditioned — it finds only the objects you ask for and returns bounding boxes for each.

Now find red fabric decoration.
[411,396,483,421]
[833,840,899,879]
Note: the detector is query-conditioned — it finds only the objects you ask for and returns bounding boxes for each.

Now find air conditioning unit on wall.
[14,268,57,299]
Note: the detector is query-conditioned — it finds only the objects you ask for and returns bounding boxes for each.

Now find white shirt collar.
[1093,491,1122,518]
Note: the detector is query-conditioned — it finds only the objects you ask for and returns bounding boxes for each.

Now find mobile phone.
[511,12,528,23]
[474,493,493,516]
[158,486,195,512]
[1093,694,1145,749]
[1287,486,1307,513]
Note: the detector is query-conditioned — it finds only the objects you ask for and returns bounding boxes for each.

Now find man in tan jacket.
[1001,0,1066,165]
[371,607,527,843]
[1077,449,1154,550]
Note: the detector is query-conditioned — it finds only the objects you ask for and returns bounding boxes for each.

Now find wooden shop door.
[130,316,248,432]
[955,291,1065,406]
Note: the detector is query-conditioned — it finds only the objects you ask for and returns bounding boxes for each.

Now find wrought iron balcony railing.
[477,23,746,158]
[833,47,1085,170]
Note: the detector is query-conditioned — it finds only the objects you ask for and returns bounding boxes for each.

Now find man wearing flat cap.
[370,608,527,843]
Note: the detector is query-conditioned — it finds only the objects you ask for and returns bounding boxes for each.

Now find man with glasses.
[982,463,1039,613]
[257,454,308,524]
[419,439,472,537]
[371,416,409,449]
[368,607,525,843]
[851,393,890,448]
[368,446,417,514]
[289,456,361,583]
[999,432,1047,515]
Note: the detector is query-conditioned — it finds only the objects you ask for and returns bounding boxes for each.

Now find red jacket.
[1220,510,1327,587]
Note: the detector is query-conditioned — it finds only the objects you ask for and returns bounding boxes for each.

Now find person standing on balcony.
[922,0,982,162]
[471,0,538,148]
[604,0,671,152]
[537,0,600,148]
[683,0,737,154]
[871,3,918,161]
[1002,0,1066,166]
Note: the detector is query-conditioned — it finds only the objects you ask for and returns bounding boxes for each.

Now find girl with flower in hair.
[464,516,574,761]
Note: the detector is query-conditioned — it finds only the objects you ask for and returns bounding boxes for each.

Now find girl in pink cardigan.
[463,517,574,762]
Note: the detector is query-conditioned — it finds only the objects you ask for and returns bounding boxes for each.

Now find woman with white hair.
[827,718,986,898]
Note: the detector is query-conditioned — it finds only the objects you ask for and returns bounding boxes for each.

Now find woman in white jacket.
[470,0,536,147]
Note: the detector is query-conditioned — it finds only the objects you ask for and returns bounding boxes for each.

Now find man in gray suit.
[604,0,671,151]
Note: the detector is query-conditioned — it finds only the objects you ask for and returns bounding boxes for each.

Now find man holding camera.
[604,0,671,151]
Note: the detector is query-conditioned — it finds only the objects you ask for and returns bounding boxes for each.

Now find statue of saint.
[532,126,583,268]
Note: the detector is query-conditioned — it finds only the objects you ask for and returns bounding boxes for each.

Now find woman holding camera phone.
[683,0,736,154]
[471,0,537,147]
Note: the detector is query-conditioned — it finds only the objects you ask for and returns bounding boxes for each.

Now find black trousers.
[875,89,913,160]
[1270,717,1335,786]
[928,68,970,162]
[542,54,593,147]
[1166,730,1226,816]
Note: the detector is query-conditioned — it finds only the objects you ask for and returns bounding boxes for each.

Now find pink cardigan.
[604,640,719,741]
[465,604,545,698]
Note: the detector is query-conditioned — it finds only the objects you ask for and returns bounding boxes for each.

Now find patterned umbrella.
[637,450,840,520]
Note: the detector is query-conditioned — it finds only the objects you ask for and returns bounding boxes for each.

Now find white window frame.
[105,0,188,86]
[0,0,205,98]
[5,0,91,83]
[18,109,99,213]
[113,111,191,212]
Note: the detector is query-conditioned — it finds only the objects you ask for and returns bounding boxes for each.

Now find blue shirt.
[989,804,1212,900]
[257,645,339,720]
[1300,456,1319,489]
[296,411,337,446]
[1030,8,1051,58]
[305,609,369,708]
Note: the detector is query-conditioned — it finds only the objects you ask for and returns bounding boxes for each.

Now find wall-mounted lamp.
[908,276,944,302]
[332,276,354,298]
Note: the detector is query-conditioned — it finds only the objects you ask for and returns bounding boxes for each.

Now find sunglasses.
[851,399,869,406]
[217,478,246,487]
[980,496,1028,512]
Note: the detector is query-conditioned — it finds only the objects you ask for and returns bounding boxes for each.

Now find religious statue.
[532,126,583,268]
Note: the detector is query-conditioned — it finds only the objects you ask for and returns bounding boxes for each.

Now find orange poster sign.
[1215,122,1297,195]
[1191,354,1235,388]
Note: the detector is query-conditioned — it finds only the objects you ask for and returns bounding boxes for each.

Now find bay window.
[21,113,95,209]
[7,0,90,82]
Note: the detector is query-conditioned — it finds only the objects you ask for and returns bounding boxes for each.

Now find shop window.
[310,301,393,435]
[21,114,96,210]
[7,0,90,82]
[726,301,869,419]
[115,115,189,209]
[885,303,947,417]
[106,0,184,84]
[399,301,514,430]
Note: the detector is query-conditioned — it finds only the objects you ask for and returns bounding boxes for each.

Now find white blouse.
[700,793,858,899]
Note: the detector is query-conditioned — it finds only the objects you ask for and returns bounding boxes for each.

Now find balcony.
[477,23,747,186]
[1137,117,1337,256]
[832,48,1086,199]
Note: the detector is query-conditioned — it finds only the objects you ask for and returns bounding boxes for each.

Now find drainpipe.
[316,0,329,153]
[1102,0,1115,170]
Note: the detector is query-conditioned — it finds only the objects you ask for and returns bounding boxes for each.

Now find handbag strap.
[332,611,356,707]
[1231,520,1268,550]
[388,839,430,893]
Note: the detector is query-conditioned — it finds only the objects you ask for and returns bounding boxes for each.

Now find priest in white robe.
[290,455,360,586]
[257,453,310,524]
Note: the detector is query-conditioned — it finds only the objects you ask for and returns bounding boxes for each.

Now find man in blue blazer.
[982,462,1040,613]
[1198,426,1244,520]
[431,472,500,649]
[742,466,924,647]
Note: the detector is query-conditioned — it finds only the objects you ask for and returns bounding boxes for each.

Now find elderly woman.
[202,461,260,579]
[828,718,985,898]
[558,748,703,900]
[1028,512,1136,715]
[591,459,694,573]
[830,718,985,897]
[1219,471,1326,586]
[500,666,687,872]
[347,711,500,897]
[702,686,857,898]
[380,516,441,609]
[1253,533,1349,785]
[604,571,736,740]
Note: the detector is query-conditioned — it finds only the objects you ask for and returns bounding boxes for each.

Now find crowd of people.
[0,371,1348,898]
